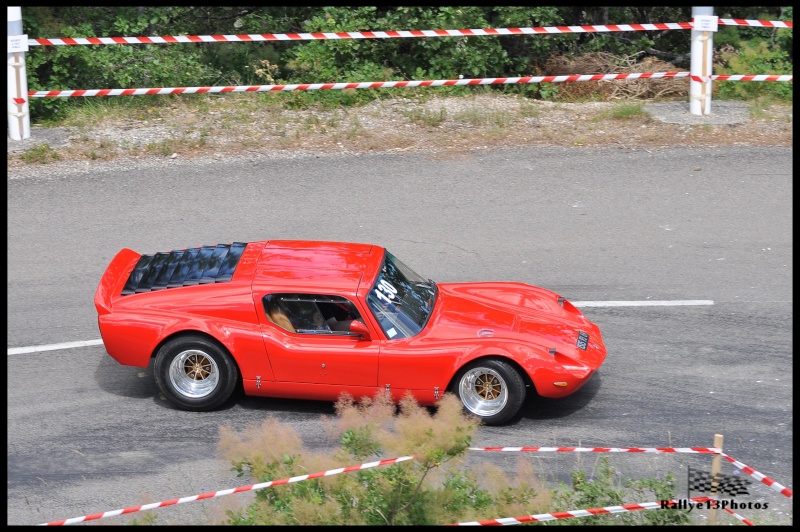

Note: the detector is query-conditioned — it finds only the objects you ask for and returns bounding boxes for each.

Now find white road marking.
[7,339,104,355]
[571,300,714,307]
[7,300,715,355]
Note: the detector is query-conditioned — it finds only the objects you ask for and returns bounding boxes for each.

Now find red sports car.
[95,240,606,425]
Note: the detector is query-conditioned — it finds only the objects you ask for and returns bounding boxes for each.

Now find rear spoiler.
[94,248,140,315]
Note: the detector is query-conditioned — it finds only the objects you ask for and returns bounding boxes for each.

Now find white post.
[7,6,30,140]
[689,6,717,116]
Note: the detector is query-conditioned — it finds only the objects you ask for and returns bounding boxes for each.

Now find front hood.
[428,282,602,351]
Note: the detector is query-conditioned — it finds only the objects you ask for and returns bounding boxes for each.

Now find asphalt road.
[7,146,793,525]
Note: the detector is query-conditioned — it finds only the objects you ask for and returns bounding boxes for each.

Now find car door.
[258,293,380,386]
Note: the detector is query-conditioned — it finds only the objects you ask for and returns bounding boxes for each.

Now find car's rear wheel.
[154,335,238,411]
[453,359,525,426]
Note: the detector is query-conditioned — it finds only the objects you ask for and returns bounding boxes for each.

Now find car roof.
[252,240,383,296]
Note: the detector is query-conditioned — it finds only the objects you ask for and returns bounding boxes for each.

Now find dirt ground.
[6,94,793,169]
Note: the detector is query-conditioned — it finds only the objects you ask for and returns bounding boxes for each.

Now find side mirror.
[349,319,371,339]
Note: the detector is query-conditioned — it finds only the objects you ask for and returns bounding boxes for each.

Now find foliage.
[715,40,794,102]
[127,512,158,525]
[19,143,61,164]
[403,107,448,127]
[17,6,794,123]
[216,393,699,525]
[22,7,220,119]
[598,102,649,120]
[218,393,553,525]
[550,456,691,525]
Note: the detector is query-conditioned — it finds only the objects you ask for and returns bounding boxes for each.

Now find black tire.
[451,359,526,426]
[154,335,239,411]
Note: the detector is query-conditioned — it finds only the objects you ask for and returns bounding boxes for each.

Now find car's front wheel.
[154,335,239,411]
[452,359,526,425]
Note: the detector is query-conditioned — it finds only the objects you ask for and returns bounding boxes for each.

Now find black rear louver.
[121,242,247,295]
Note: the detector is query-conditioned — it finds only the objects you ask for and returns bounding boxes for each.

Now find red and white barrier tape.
[720,452,793,499]
[25,72,690,99]
[27,23,691,46]
[16,70,790,104]
[450,496,717,525]
[14,70,790,106]
[692,74,793,82]
[35,445,790,526]
[720,18,792,28]
[469,446,719,454]
[26,19,792,47]
[724,507,755,526]
[468,446,793,499]
[37,455,414,526]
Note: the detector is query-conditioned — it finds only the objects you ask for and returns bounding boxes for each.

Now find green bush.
[715,40,793,102]
[24,16,220,120]
[218,393,546,525]
[550,456,690,525]
[19,6,793,123]
[214,393,694,526]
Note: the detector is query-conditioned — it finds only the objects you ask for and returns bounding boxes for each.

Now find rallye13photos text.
[95,240,606,425]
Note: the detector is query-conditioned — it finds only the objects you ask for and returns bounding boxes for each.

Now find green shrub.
[216,393,696,525]
[550,456,690,525]
[218,393,552,525]
[20,7,792,123]
[715,40,793,102]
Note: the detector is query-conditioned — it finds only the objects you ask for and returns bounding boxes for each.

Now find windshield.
[366,250,437,339]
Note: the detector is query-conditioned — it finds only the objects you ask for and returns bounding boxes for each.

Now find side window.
[263,294,363,335]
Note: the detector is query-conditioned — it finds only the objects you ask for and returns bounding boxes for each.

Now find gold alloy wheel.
[184,353,212,381]
[169,349,220,398]
[474,373,502,400]
[458,366,509,417]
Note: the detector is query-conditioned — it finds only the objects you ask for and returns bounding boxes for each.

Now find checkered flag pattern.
[688,466,751,497]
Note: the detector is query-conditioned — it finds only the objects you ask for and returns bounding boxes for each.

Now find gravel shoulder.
[6,96,793,179]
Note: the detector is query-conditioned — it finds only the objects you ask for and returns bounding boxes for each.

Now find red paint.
[95,240,606,406]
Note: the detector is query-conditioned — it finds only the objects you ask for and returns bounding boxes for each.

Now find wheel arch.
[447,354,535,395]
[151,330,243,383]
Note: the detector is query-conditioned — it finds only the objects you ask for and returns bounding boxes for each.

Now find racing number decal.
[374,279,398,304]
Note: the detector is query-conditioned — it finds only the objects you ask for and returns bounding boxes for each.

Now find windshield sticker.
[387,327,398,338]
[374,279,398,304]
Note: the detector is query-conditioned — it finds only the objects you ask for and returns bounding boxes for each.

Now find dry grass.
[544,53,690,101]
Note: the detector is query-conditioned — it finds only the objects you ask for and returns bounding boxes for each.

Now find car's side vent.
[121,242,247,295]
